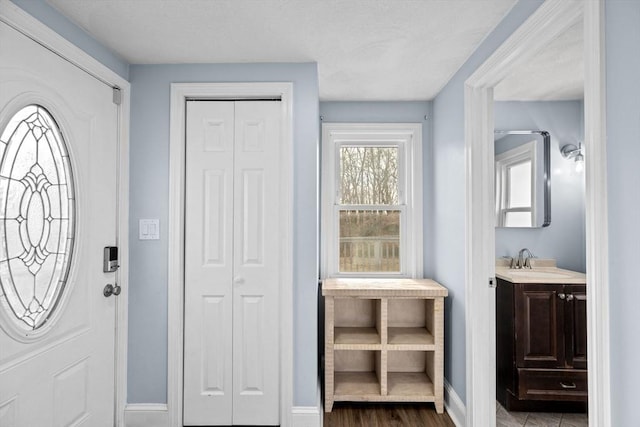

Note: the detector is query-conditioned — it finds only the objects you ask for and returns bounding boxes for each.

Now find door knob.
[233,277,245,285]
[558,293,566,300]
[566,294,574,301]
[103,283,121,297]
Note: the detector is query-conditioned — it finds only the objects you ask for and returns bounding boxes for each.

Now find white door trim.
[168,82,294,427]
[0,1,130,425]
[464,0,609,426]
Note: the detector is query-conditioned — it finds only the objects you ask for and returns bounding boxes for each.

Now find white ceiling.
[45,0,584,101]
[495,21,584,101]
[45,0,519,101]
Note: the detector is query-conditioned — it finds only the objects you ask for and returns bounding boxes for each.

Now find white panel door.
[0,22,118,427]
[232,101,280,425]
[184,101,281,426]
[184,101,235,425]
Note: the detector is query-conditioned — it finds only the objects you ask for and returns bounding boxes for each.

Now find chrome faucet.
[516,248,535,269]
[502,256,516,269]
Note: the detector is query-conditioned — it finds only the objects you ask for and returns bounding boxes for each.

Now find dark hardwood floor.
[324,403,455,427]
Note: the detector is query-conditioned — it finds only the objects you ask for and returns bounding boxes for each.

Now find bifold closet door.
[184,101,281,426]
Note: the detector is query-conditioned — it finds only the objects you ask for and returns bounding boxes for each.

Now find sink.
[496,262,586,284]
[507,270,574,280]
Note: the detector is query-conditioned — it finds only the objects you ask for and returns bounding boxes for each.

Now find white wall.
[495,101,586,272]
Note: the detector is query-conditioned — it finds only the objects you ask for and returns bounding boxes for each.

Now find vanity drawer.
[518,369,588,401]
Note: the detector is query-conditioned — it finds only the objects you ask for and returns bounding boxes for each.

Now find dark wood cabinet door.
[515,284,565,368]
[565,285,587,369]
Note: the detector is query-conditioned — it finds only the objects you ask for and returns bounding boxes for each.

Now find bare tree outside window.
[339,146,400,272]
[340,146,398,205]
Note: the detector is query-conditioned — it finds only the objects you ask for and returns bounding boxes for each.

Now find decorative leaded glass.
[0,105,75,331]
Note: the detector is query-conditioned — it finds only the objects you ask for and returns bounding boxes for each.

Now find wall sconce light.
[561,142,584,172]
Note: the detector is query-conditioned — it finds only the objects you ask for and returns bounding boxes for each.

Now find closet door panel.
[183,101,234,426]
[232,101,281,425]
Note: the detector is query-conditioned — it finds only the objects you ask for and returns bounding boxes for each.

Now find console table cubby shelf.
[322,278,448,413]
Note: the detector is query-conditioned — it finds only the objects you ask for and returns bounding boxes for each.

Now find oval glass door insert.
[0,105,75,332]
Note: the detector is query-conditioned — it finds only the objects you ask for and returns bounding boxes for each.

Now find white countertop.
[496,266,586,284]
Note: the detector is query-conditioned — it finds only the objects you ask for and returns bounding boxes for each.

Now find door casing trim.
[464,0,609,425]
[168,82,294,427]
[0,1,131,425]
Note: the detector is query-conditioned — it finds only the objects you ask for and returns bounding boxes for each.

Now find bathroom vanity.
[322,278,448,413]
[496,264,587,411]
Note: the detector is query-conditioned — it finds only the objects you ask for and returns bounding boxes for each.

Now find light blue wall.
[495,101,586,272]
[319,101,435,276]
[128,63,319,405]
[430,0,544,402]
[605,1,640,425]
[319,101,430,123]
[10,0,129,80]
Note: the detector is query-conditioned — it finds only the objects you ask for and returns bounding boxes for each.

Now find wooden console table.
[322,278,448,413]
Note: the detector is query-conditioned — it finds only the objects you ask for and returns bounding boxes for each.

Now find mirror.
[494,130,550,228]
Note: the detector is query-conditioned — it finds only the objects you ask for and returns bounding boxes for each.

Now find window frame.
[321,123,423,278]
[495,140,537,227]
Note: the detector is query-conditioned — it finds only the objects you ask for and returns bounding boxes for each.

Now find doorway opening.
[464,1,609,425]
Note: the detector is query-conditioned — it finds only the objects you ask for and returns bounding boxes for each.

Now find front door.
[0,21,119,426]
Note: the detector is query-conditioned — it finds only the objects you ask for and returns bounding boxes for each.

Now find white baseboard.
[125,401,322,427]
[124,403,320,427]
[124,403,169,427]
[292,406,322,427]
[291,377,323,427]
[444,380,466,427]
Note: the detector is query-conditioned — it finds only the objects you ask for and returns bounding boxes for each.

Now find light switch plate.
[139,219,160,240]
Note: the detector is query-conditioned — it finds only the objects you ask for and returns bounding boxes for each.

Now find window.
[495,140,537,227]
[321,123,423,277]
[0,105,76,331]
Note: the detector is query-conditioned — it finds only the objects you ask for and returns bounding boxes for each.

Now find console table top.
[322,278,448,297]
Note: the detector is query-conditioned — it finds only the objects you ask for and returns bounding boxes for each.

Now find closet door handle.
[233,277,245,285]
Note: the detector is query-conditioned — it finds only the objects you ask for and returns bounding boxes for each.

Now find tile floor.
[497,402,588,427]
